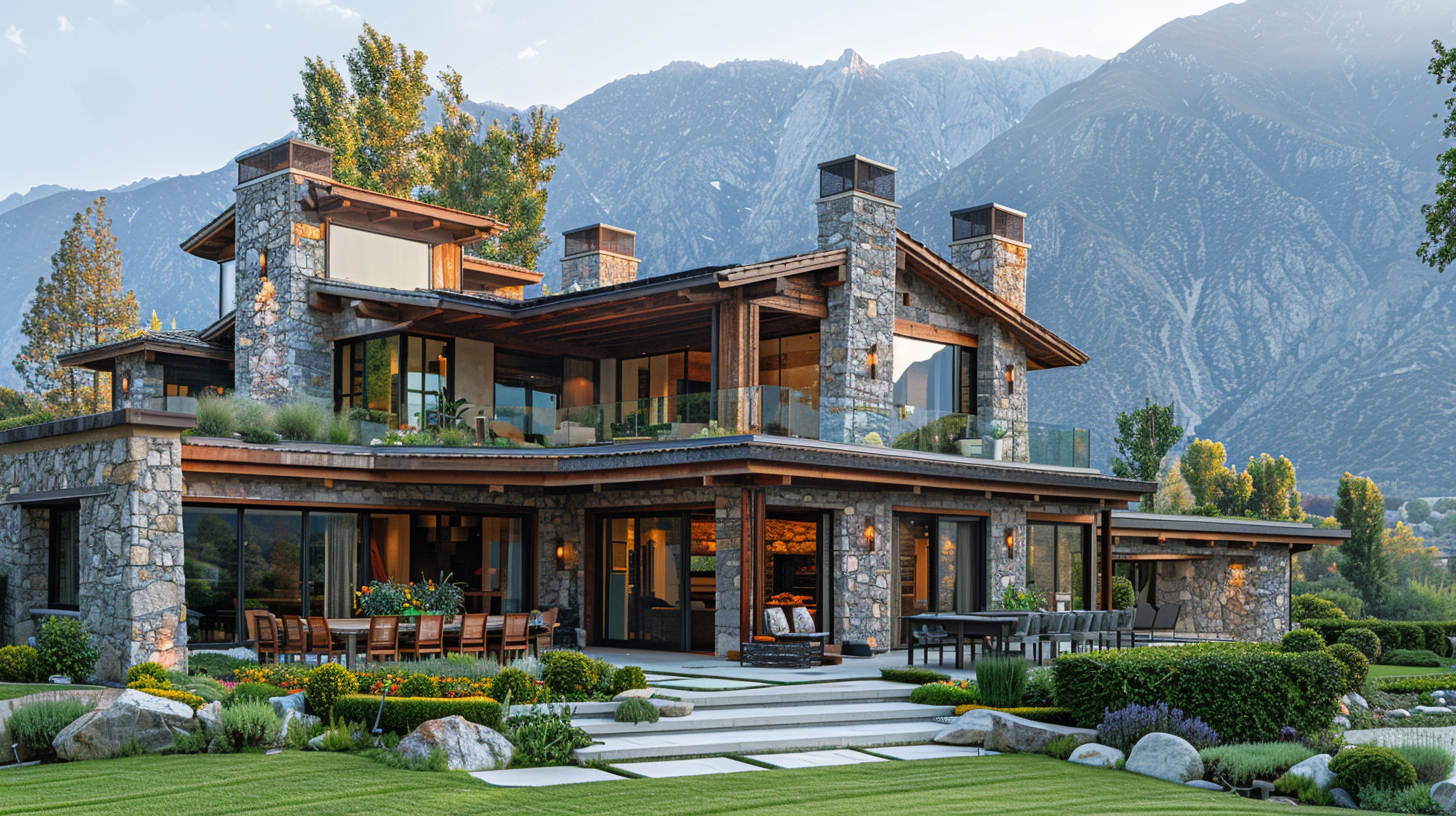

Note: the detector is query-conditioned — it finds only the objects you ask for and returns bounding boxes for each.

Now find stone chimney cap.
[817,154,896,173]
[234,136,333,164]
[950,203,1026,219]
[562,223,636,237]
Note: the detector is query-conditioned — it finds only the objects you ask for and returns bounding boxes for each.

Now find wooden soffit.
[180,205,236,262]
[305,181,507,246]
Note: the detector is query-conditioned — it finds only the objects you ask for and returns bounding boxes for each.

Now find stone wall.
[0,428,186,681]
[112,351,164,409]
[950,236,1028,313]
[1117,539,1291,643]
[560,252,639,291]
[817,192,899,444]
[233,172,332,404]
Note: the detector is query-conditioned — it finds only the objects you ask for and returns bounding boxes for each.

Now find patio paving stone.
[650,677,769,691]
[744,749,888,769]
[611,756,767,778]
[468,767,627,786]
[866,745,999,760]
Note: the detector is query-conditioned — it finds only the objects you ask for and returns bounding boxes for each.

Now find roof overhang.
[1110,511,1349,549]
[305,181,507,246]
[461,255,544,289]
[58,335,234,373]
[180,205,236,262]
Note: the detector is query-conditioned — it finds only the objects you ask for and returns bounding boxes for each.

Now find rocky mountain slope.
[900,0,1456,493]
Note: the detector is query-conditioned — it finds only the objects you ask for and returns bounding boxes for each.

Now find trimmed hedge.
[331,694,502,735]
[1299,619,1455,657]
[951,704,1076,726]
[910,680,977,706]
[1052,643,1343,742]
[1375,676,1456,694]
[1380,649,1445,668]
[881,668,951,685]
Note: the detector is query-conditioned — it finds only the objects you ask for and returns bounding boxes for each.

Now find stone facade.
[232,172,331,404]
[0,427,186,680]
[1118,538,1292,643]
[817,191,899,444]
[112,351,164,409]
[950,236,1028,313]
[560,251,639,291]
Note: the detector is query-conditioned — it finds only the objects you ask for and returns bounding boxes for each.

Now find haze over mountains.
[1,0,1452,492]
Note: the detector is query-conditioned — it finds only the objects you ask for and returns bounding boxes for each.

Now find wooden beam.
[894,319,977,348]
[1099,509,1113,610]
[350,299,401,323]
[816,266,846,287]
[413,218,442,232]
[1112,553,1211,562]
[367,209,399,223]
[309,292,343,313]
[719,249,847,288]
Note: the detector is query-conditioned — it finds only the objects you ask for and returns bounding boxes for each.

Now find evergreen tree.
[1335,472,1391,613]
[293,23,564,269]
[1419,40,1456,272]
[14,197,139,414]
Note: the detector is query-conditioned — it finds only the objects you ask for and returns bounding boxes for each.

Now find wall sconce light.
[437,353,448,379]
[259,250,268,281]
[121,377,130,398]
[867,344,879,380]
[1005,364,1016,395]
[864,516,876,551]
[555,538,575,571]
[1229,562,1246,588]
[1004,526,1015,558]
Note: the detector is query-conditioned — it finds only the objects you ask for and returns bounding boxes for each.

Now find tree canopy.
[292,23,563,269]
[1110,399,1183,484]
[1335,472,1391,614]
[1419,40,1456,273]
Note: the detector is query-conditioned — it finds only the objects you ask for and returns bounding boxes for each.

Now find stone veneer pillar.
[560,250,640,292]
[232,171,332,403]
[949,234,1031,463]
[111,351,165,409]
[816,190,899,445]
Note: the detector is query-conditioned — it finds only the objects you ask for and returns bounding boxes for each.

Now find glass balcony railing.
[487,387,1090,469]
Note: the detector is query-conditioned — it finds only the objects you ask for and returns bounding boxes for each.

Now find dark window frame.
[1026,521,1093,610]
[47,504,80,610]
[333,331,455,429]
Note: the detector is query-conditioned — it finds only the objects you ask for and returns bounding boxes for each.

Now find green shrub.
[879,667,951,685]
[977,656,1028,707]
[174,673,229,704]
[35,616,100,683]
[489,667,537,705]
[1052,642,1343,741]
[0,410,58,432]
[1329,744,1418,796]
[610,665,648,696]
[1280,628,1326,653]
[230,682,288,707]
[274,400,330,442]
[1299,619,1447,657]
[139,687,206,709]
[1339,627,1382,662]
[1042,734,1084,760]
[1111,576,1136,610]
[614,697,660,724]
[910,680,977,707]
[437,427,474,447]
[318,718,366,752]
[1292,594,1348,622]
[1388,738,1456,785]
[217,700,281,751]
[304,663,358,720]
[504,704,592,768]
[1381,649,1444,668]
[193,394,237,438]
[589,658,619,694]
[1023,670,1057,707]
[1355,784,1440,814]
[127,662,169,686]
[395,674,440,698]
[1377,675,1456,694]
[166,729,212,755]
[1200,742,1316,786]
[331,695,503,735]
[1274,771,1336,806]
[0,644,40,682]
[6,697,94,755]
[238,426,282,444]
[325,414,356,445]
[951,704,1076,725]
[1328,643,1370,693]
[541,650,598,697]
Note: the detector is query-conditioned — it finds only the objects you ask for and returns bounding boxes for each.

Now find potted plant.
[987,424,1009,460]
[347,407,390,445]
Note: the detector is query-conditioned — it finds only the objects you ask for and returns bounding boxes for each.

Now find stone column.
[233,172,332,404]
[986,504,1028,609]
[832,500,893,651]
[713,491,743,657]
[950,234,1031,462]
[536,497,585,647]
[111,351,165,410]
[817,191,899,445]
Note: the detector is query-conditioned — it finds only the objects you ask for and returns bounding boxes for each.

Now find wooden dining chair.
[281,616,309,664]
[403,614,445,660]
[243,609,267,649]
[457,613,487,658]
[500,614,530,663]
[307,616,342,663]
[532,608,558,656]
[255,613,281,664]
[484,615,505,662]
[366,615,399,662]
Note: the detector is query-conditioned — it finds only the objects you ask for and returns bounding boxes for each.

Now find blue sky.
[0,0,1230,197]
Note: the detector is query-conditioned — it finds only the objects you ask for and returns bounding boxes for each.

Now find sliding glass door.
[600,513,687,649]
[892,514,985,647]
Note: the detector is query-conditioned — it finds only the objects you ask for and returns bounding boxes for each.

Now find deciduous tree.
[1419,40,1456,272]
[1335,472,1391,613]
[1245,453,1304,522]
[1110,399,1183,483]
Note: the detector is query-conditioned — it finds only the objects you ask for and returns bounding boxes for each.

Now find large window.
[327,225,430,291]
[1027,522,1090,610]
[892,513,984,646]
[336,333,453,429]
[367,512,531,615]
[495,349,564,439]
[618,350,711,427]
[184,508,241,644]
[48,507,79,609]
[758,333,820,437]
[892,335,975,414]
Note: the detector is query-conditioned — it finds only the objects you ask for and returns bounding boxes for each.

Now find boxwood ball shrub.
[614,697,660,724]
[1338,627,1382,662]
[489,667,537,705]
[1379,649,1444,668]
[0,644,40,683]
[1292,594,1348,622]
[331,695,503,735]
[610,665,648,696]
[1053,642,1343,741]
[1298,619,1449,656]
[1280,628,1326,653]
[1327,643,1370,693]
[1111,575,1136,611]
[541,650,598,697]
[304,663,357,720]
[127,662,169,686]
[36,616,100,683]
[910,680,977,707]
[395,673,440,698]
[1328,744,1418,796]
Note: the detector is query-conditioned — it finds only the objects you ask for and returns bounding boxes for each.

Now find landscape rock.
[52,690,194,761]
[397,715,513,772]
[1430,773,1456,814]
[613,688,653,701]
[270,693,307,718]
[1067,743,1124,769]
[933,708,999,746]
[652,701,694,718]
[1387,709,1411,719]
[278,709,320,742]
[1186,780,1225,791]
[984,711,1097,754]
[1286,754,1335,791]
[308,734,326,751]
[1346,692,1368,709]
[1330,787,1359,809]
[1125,732,1204,784]
[1416,706,1452,715]
[196,701,222,732]
[1332,715,1350,729]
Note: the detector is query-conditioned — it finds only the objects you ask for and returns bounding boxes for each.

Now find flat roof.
[1111,510,1349,545]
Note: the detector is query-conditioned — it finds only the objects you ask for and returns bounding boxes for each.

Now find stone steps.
[645,679,916,710]
[573,720,948,762]
[577,701,953,737]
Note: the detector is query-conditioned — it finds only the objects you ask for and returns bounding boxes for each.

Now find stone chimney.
[949,204,1027,312]
[560,224,639,291]
[231,138,335,404]
[815,154,899,445]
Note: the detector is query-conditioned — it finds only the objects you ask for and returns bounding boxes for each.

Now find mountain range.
[1,0,1452,493]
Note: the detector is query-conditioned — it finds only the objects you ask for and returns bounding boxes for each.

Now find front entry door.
[601,514,687,649]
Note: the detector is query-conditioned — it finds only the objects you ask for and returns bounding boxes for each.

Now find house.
[0,138,1345,680]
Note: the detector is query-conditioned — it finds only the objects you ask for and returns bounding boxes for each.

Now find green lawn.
[1368,664,1454,679]
[0,683,101,702]
[0,751,1347,816]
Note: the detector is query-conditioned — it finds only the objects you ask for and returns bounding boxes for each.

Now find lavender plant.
[1096,701,1220,754]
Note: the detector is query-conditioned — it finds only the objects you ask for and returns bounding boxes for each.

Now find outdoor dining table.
[324,618,547,670]
[899,613,1021,670]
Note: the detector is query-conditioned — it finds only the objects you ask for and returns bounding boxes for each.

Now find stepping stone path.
[615,756,767,778]
[867,745,998,760]
[746,749,888,769]
[470,767,627,787]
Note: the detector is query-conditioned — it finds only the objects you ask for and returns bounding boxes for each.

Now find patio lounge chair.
[1038,612,1073,664]
[1005,613,1041,661]
[1101,607,1136,649]
[1151,602,1181,642]
[1132,602,1157,647]
[1069,611,1100,653]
